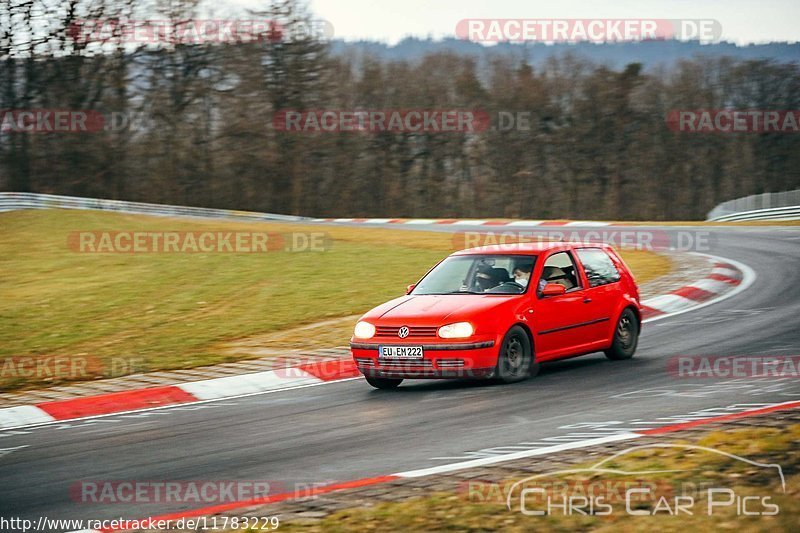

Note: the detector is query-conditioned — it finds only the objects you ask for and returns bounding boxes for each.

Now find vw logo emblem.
[397,326,410,339]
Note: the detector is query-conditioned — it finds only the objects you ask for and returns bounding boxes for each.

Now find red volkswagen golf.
[351,242,642,389]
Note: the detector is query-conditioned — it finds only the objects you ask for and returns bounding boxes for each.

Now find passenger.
[512,265,532,288]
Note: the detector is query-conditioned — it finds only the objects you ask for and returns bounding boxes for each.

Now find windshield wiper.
[439,290,480,294]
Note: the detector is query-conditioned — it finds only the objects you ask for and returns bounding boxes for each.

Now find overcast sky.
[229,0,799,45]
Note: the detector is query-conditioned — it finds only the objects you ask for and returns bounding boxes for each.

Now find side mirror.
[541,283,566,297]
[406,284,416,295]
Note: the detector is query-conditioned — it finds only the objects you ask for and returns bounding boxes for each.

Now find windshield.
[412,254,537,295]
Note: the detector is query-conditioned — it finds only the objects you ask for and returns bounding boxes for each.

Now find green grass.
[0,210,670,390]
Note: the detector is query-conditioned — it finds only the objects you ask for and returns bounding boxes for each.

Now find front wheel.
[604,308,639,361]
[365,376,403,389]
[495,326,535,383]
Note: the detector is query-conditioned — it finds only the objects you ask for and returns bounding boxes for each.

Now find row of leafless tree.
[2,0,799,219]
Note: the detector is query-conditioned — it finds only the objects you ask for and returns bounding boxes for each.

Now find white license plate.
[379,346,424,359]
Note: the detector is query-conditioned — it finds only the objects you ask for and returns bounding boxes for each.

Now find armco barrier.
[0,192,308,222]
[4,191,796,224]
[709,205,800,222]
[707,189,800,221]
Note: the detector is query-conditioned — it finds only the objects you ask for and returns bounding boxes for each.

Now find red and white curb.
[67,399,800,533]
[0,360,360,431]
[314,217,612,227]
[0,254,752,432]
[640,253,755,322]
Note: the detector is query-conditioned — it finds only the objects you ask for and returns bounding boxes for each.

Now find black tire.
[604,308,639,361]
[495,326,535,383]
[365,376,403,389]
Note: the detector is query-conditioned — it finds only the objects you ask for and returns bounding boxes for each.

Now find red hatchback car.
[350,242,642,389]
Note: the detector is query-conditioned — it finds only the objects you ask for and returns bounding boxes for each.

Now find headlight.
[353,321,376,339]
[437,322,474,339]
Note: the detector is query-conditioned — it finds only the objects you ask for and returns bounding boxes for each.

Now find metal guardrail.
[709,205,800,222]
[3,191,796,224]
[0,192,309,222]
[707,189,800,221]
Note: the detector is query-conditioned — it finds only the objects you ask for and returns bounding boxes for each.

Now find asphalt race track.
[2,224,799,530]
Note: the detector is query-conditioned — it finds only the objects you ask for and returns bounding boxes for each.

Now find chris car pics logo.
[505,443,784,517]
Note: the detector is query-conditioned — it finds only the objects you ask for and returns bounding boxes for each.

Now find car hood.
[365,294,516,324]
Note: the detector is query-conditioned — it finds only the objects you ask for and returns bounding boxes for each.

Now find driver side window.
[538,252,581,295]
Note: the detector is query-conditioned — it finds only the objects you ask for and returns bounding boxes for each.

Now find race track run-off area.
[1,223,799,532]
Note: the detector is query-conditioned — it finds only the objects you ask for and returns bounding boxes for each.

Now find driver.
[475,267,507,292]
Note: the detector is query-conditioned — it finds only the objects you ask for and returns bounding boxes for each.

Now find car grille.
[436,359,465,368]
[375,326,438,338]
[354,358,374,367]
[377,359,434,369]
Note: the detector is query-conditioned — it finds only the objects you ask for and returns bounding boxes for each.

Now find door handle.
[583,297,592,304]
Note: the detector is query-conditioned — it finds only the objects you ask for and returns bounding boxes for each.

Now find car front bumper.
[350,339,499,379]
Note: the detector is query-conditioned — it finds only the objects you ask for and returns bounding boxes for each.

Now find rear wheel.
[495,326,534,383]
[365,376,403,389]
[604,308,639,361]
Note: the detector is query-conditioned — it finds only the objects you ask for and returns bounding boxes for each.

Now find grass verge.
[276,423,800,532]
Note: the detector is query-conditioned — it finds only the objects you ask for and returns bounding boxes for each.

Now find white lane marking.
[363,218,393,224]
[404,219,438,224]
[0,445,28,459]
[0,430,32,437]
[642,253,756,324]
[398,433,642,478]
[1,404,230,437]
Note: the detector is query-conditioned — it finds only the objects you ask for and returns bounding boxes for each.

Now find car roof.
[452,241,612,256]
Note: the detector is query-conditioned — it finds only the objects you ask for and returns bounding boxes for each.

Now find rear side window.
[576,248,621,287]
[538,251,582,295]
